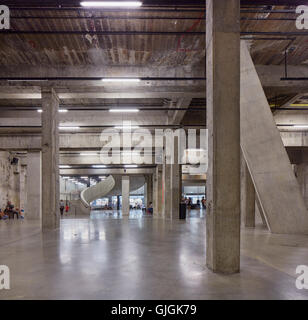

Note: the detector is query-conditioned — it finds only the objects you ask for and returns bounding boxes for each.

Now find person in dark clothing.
[5,201,19,219]
[60,200,65,216]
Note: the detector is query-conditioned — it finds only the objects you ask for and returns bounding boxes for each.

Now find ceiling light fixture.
[102,78,141,82]
[92,165,107,168]
[38,109,68,113]
[124,165,138,168]
[109,109,139,113]
[80,153,99,156]
[81,1,142,7]
[114,125,140,130]
[59,165,71,168]
[293,125,308,129]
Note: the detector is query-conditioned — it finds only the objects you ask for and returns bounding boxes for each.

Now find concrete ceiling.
[0,3,308,134]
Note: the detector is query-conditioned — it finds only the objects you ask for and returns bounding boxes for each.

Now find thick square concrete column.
[163,162,172,219]
[206,0,241,273]
[41,88,60,230]
[122,176,130,216]
[154,165,163,217]
[145,175,153,207]
[170,163,181,220]
[19,165,27,211]
[26,151,41,220]
[241,155,255,228]
[163,164,181,220]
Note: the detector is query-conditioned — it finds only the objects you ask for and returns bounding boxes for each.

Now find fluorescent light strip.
[59,165,71,168]
[109,109,139,113]
[38,109,68,113]
[80,153,99,156]
[81,1,142,7]
[102,78,141,82]
[114,126,140,129]
[293,125,308,128]
[124,165,138,168]
[92,165,107,168]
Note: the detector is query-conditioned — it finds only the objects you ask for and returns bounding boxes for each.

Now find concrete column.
[41,87,60,230]
[122,176,130,216]
[163,162,172,219]
[108,196,113,207]
[19,165,27,211]
[26,152,41,220]
[206,0,241,274]
[241,156,255,228]
[153,165,163,217]
[117,195,120,211]
[145,175,153,207]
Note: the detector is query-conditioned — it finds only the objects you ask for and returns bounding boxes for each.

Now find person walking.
[60,200,65,217]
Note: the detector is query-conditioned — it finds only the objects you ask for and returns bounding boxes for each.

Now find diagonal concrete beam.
[241,41,308,234]
[170,98,193,125]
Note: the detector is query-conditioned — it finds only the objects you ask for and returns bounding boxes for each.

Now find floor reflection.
[89,209,206,220]
[90,209,145,220]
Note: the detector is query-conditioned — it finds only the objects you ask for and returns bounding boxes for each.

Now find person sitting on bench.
[0,209,9,220]
[5,201,19,219]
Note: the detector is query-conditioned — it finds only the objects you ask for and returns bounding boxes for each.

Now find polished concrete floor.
[0,210,308,300]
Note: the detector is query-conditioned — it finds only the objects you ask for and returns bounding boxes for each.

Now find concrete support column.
[163,162,172,219]
[117,195,120,211]
[145,175,153,207]
[241,156,255,228]
[19,165,27,211]
[41,87,60,230]
[26,151,41,220]
[206,0,241,273]
[122,176,130,216]
[108,196,113,207]
[153,165,163,217]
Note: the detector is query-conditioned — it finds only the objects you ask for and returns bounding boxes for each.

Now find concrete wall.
[0,151,21,210]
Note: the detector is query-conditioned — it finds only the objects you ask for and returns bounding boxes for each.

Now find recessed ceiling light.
[109,109,139,113]
[102,78,141,82]
[114,125,140,129]
[80,1,142,7]
[38,109,68,113]
[293,125,308,129]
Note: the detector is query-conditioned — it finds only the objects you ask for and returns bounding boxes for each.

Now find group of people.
[0,201,25,220]
[182,197,207,209]
[59,200,70,216]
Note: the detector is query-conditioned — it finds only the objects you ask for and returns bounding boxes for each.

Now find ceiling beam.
[4,0,305,7]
